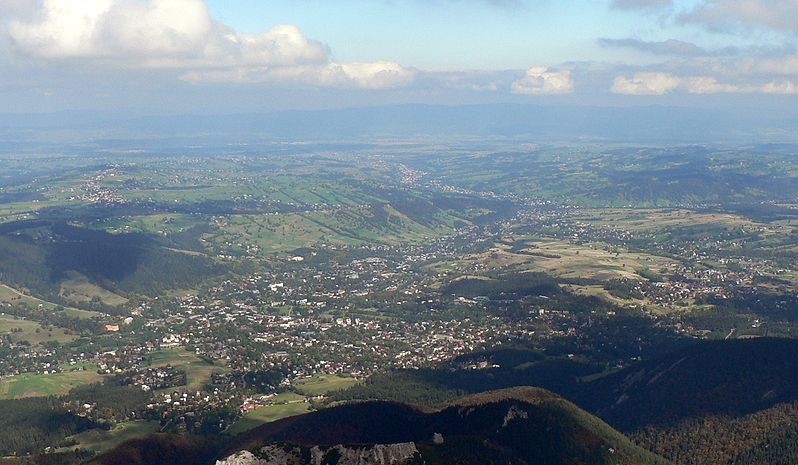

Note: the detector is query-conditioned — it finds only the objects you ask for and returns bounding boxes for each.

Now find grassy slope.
[58,421,162,454]
[148,348,227,392]
[228,375,360,434]
[0,314,77,345]
[292,374,360,397]
[0,369,103,400]
[226,393,310,435]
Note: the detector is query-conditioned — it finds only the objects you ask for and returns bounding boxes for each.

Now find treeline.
[68,384,152,424]
[444,272,561,299]
[0,397,96,456]
[698,291,798,323]
[0,384,152,456]
[328,356,600,408]
[3,305,101,336]
[0,450,94,465]
[328,371,466,406]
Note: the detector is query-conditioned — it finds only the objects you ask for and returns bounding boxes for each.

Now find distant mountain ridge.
[3,104,798,148]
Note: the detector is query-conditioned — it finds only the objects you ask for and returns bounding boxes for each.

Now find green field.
[210,205,457,255]
[63,307,104,319]
[0,284,102,320]
[0,368,103,399]
[292,374,360,396]
[0,314,77,345]
[148,348,227,391]
[227,392,310,435]
[59,271,129,307]
[226,376,361,435]
[58,421,161,454]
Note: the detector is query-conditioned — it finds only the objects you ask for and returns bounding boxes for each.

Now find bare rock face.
[216,443,419,465]
[502,404,529,428]
[216,450,268,465]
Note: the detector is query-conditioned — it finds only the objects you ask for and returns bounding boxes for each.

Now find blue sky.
[204,1,634,69]
[1,0,797,113]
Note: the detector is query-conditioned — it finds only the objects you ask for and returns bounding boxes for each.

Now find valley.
[2,143,798,464]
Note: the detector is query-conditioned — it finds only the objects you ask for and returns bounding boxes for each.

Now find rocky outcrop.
[216,443,419,465]
[502,404,529,427]
[216,451,265,465]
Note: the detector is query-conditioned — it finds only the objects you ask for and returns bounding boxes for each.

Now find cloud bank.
[4,0,413,89]
[612,72,798,95]
[1,0,797,105]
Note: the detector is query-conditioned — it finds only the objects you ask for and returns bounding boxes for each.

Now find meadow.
[148,347,227,391]
[0,368,103,400]
[227,375,361,434]
[56,421,162,455]
[292,374,361,397]
[0,284,100,319]
[0,314,77,345]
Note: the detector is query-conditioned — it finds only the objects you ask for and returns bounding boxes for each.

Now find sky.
[1,0,798,113]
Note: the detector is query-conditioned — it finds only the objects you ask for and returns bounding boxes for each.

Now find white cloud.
[8,0,215,60]
[610,71,798,95]
[511,67,573,95]
[232,25,328,68]
[321,62,416,89]
[6,0,328,67]
[682,76,741,93]
[761,80,798,94]
[182,61,416,90]
[4,0,413,89]
[611,72,681,95]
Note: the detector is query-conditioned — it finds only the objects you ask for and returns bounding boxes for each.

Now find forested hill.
[575,338,798,432]
[91,387,668,465]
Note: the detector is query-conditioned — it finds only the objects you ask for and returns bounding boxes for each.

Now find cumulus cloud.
[681,76,741,93]
[8,0,214,60]
[182,61,416,89]
[3,0,413,89]
[324,62,416,89]
[511,67,573,95]
[611,72,681,95]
